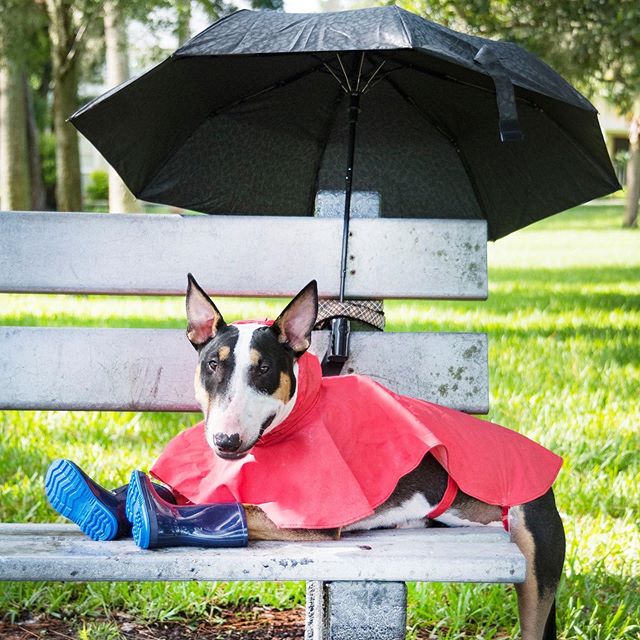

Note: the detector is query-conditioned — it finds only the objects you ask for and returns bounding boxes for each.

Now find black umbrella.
[70,6,619,359]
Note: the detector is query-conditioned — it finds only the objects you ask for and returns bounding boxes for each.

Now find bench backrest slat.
[0,212,487,299]
[0,327,488,413]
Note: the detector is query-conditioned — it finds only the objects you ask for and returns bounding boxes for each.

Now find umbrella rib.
[360,60,387,94]
[309,88,345,215]
[355,52,365,92]
[531,105,622,187]
[392,58,617,201]
[321,61,350,94]
[384,74,491,229]
[208,62,326,119]
[397,59,544,112]
[141,63,326,202]
[336,54,353,92]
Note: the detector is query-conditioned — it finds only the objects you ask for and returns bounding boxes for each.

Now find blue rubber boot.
[127,470,248,550]
[44,459,176,541]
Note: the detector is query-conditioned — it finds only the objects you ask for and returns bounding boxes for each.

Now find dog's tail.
[542,599,557,640]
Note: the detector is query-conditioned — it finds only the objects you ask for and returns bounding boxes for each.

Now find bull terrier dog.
[173,275,565,640]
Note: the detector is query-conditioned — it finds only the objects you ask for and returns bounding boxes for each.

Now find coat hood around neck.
[256,351,322,447]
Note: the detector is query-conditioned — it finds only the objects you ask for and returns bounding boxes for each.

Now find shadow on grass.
[0,315,187,329]
[385,321,640,367]
[491,265,640,284]
[4,295,640,330]
[488,291,640,314]
[525,205,627,231]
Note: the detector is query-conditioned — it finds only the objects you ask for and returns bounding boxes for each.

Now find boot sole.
[45,459,119,542]
[127,471,155,549]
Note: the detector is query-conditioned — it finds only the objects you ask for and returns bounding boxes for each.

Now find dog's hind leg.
[243,504,341,541]
[510,489,565,640]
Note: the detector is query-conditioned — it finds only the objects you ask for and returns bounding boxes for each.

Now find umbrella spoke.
[208,62,325,119]
[306,89,344,216]
[319,53,395,97]
[336,54,353,93]
[389,56,539,110]
[530,104,624,185]
[355,52,365,93]
[320,60,350,94]
[362,69,399,94]
[383,74,490,227]
[360,60,388,95]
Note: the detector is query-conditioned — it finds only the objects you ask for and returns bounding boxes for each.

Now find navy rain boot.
[127,470,248,550]
[45,459,176,541]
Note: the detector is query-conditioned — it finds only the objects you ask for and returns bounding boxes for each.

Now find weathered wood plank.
[0,212,487,299]
[0,524,525,583]
[0,327,488,412]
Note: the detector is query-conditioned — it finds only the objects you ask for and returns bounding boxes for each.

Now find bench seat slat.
[0,327,488,413]
[0,212,487,299]
[0,524,525,583]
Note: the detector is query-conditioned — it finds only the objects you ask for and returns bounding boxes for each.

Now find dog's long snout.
[213,432,242,452]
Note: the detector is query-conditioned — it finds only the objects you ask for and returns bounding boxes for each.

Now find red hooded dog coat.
[151,350,562,529]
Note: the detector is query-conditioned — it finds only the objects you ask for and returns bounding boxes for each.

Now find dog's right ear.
[186,274,226,348]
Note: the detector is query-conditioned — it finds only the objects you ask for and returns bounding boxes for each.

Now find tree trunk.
[175,0,192,46]
[0,57,31,211]
[104,0,138,213]
[623,97,640,228]
[24,73,48,210]
[46,0,82,212]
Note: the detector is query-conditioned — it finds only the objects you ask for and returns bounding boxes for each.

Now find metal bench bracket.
[306,581,407,640]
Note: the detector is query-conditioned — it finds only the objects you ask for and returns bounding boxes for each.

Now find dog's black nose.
[214,432,242,452]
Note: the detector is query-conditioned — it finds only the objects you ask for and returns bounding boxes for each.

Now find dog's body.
[183,275,565,640]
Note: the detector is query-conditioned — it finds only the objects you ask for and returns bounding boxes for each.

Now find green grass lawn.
[1,205,638,639]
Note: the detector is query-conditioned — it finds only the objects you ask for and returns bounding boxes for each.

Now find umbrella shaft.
[339,91,361,303]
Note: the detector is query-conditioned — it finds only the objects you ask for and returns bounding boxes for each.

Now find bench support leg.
[305,580,407,640]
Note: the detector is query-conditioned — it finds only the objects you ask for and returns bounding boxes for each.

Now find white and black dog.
[185,274,565,640]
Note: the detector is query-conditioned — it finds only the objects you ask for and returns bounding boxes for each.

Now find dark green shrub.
[86,169,109,202]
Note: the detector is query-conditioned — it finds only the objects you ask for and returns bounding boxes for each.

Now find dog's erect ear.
[272,280,318,356]
[186,274,226,347]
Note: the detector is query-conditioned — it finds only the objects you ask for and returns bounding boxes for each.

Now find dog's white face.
[185,276,318,460]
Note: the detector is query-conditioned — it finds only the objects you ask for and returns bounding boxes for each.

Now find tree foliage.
[0,0,49,73]
[398,0,640,111]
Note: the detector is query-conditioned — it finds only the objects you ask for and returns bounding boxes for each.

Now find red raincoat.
[152,350,562,530]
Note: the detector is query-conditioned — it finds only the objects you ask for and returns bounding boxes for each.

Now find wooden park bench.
[0,207,525,639]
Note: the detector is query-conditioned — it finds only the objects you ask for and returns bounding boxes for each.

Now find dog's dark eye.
[207,359,218,373]
[258,364,270,375]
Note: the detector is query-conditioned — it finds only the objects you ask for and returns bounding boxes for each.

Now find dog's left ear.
[272,280,318,356]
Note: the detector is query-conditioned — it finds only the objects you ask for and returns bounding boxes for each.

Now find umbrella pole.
[339,91,361,303]
[329,91,361,364]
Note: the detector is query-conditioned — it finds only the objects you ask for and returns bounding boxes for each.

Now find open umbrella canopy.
[71,6,619,240]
